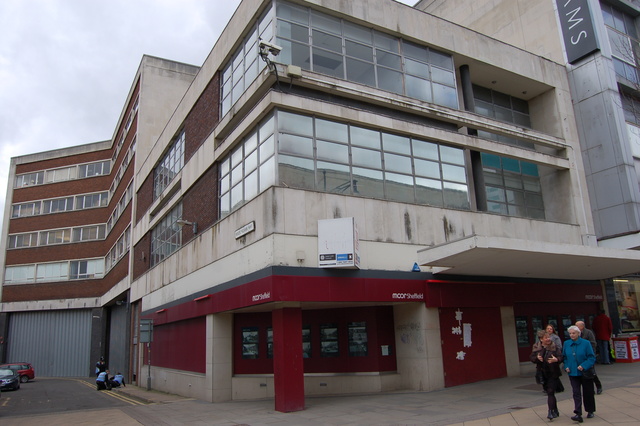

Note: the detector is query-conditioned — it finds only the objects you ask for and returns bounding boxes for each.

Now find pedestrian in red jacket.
[592,310,613,364]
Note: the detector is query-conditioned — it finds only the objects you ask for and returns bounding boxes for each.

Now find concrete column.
[272,307,304,412]
[393,304,444,392]
[207,313,232,402]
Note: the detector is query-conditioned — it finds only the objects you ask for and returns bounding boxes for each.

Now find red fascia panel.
[424,279,602,308]
[145,275,425,324]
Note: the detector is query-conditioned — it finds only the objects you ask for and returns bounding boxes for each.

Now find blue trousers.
[597,339,610,364]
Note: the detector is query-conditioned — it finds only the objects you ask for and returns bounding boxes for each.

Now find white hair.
[568,325,581,335]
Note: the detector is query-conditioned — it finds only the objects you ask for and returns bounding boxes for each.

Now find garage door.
[7,309,92,377]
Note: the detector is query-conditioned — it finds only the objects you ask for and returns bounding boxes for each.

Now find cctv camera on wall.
[259,40,282,57]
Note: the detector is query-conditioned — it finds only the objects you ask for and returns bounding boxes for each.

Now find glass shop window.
[515,316,529,347]
[267,327,273,359]
[302,326,312,358]
[242,327,260,359]
[320,323,339,357]
[348,322,368,357]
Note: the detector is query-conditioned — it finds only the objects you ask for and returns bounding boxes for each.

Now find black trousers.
[569,375,596,415]
[544,376,559,411]
[593,372,602,389]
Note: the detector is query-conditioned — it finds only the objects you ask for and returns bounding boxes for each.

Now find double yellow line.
[75,379,146,405]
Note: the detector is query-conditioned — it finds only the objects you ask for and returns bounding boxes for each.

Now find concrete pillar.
[272,307,304,412]
[207,313,232,402]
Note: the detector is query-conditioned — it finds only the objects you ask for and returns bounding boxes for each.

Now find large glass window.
[39,229,71,246]
[221,6,272,116]
[276,1,457,108]
[602,2,639,84]
[78,160,111,178]
[72,225,107,242]
[45,166,77,183]
[481,153,544,219]
[75,192,109,210]
[473,86,545,220]
[7,233,38,249]
[613,277,640,333]
[14,161,110,189]
[222,1,458,116]
[219,116,276,217]
[4,265,36,284]
[11,201,41,218]
[150,204,183,266]
[42,197,74,214]
[219,110,469,217]
[154,131,185,199]
[14,171,43,188]
[70,259,105,279]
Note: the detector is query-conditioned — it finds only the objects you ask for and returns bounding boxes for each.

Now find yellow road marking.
[73,379,146,405]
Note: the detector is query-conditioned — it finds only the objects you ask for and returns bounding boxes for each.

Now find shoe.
[596,387,603,394]
[587,413,594,419]
[547,410,554,420]
[571,414,584,423]
[552,409,559,418]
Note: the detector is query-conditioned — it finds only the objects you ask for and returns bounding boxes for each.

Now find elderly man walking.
[576,321,603,394]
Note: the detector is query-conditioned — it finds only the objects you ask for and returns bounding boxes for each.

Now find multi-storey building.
[0,56,200,378]
[2,0,640,412]
[418,0,640,342]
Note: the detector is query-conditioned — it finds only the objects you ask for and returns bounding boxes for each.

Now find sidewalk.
[109,361,640,425]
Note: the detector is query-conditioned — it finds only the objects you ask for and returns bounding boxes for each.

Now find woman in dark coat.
[531,332,563,420]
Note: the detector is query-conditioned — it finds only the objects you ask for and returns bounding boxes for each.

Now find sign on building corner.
[555,0,600,64]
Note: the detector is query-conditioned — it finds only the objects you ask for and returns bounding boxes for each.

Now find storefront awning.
[417,235,640,280]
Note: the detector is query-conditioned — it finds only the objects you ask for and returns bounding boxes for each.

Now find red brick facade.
[184,73,220,161]
[182,164,219,241]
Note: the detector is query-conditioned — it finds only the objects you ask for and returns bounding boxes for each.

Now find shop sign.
[392,292,424,300]
[251,291,271,302]
[318,217,360,269]
[555,0,600,64]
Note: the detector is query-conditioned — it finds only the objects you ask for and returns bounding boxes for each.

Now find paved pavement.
[6,361,640,425]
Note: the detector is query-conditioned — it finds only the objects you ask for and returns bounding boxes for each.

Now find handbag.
[535,368,546,385]
[582,366,596,379]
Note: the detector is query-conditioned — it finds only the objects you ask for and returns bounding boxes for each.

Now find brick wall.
[2,254,129,302]
[184,72,221,161]
[132,232,151,281]
[182,164,219,241]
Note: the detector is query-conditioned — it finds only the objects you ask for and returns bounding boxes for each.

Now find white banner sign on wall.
[318,217,360,269]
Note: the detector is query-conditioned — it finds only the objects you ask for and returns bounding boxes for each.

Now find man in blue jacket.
[96,369,110,390]
[563,325,596,422]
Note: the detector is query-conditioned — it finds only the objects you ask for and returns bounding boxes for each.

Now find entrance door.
[439,307,507,387]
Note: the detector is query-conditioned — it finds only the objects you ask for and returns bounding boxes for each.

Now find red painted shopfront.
[426,279,603,367]
[142,268,604,410]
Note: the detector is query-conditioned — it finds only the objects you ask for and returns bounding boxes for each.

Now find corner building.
[3,0,640,412]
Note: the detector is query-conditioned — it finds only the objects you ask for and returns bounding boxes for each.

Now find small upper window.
[153,131,185,199]
[14,171,44,188]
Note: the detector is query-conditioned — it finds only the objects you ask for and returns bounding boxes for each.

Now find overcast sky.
[0,0,415,227]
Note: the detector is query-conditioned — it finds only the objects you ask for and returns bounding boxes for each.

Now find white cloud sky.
[0,0,415,228]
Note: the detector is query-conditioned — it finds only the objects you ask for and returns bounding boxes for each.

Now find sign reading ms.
[556,0,599,64]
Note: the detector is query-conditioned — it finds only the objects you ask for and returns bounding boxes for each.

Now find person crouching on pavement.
[96,369,111,390]
[531,332,563,420]
[110,372,126,388]
[563,325,596,422]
